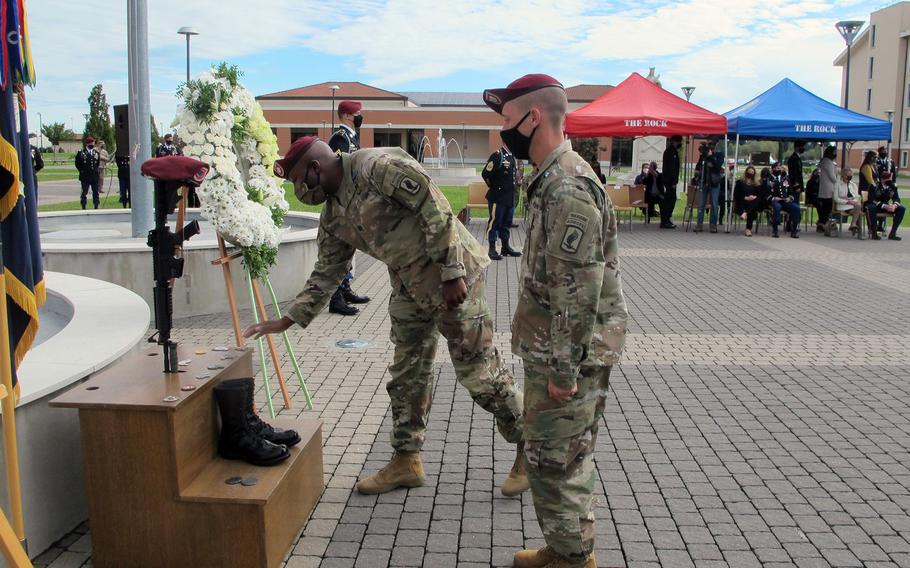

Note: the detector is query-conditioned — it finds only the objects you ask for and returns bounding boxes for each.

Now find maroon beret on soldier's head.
[84,136,95,145]
[273,135,318,179]
[140,156,209,187]
[337,100,362,115]
[483,74,564,115]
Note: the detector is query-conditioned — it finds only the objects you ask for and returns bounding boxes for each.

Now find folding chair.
[607,185,634,231]
[683,185,701,232]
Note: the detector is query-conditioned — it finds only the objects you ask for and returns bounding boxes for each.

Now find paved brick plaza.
[36,220,910,568]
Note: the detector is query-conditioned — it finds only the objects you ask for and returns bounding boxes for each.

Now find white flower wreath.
[174,63,289,278]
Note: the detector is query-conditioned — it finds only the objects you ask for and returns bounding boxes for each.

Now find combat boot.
[329,288,359,316]
[513,546,596,568]
[234,378,301,448]
[213,379,290,467]
[501,444,530,496]
[355,451,425,494]
[501,236,522,257]
[489,242,503,261]
[341,280,370,304]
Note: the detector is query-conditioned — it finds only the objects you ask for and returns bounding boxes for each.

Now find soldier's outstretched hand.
[442,277,468,309]
[243,316,295,339]
[548,380,578,402]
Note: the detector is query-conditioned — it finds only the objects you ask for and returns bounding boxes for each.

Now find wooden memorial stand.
[50,346,323,568]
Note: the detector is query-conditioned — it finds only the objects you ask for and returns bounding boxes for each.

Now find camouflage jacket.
[287,148,489,326]
[512,139,628,388]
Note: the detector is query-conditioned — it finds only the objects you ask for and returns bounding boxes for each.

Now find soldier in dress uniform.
[156,134,198,206]
[484,74,629,568]
[325,99,370,316]
[75,136,101,209]
[243,136,529,498]
[482,146,522,260]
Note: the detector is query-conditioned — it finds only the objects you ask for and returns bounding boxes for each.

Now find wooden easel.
[209,232,312,418]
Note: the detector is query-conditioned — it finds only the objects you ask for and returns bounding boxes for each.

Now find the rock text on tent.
[624,119,669,128]
[795,124,837,133]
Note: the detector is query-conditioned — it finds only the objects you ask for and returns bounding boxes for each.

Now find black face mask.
[353,115,363,128]
[500,111,537,161]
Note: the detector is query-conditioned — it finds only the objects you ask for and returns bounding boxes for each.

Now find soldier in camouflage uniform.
[243,136,529,497]
[484,75,629,568]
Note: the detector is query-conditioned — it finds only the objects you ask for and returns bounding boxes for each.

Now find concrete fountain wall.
[39,210,322,318]
[0,271,149,558]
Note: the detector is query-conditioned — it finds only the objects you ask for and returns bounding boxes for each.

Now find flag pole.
[0,255,26,544]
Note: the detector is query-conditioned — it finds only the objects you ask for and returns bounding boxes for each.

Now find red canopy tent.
[564,72,727,137]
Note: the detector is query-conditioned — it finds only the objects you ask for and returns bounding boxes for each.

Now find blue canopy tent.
[721,78,892,231]
[724,78,892,141]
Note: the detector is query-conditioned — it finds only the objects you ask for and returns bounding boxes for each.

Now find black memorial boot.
[213,379,290,466]
[500,236,522,257]
[233,378,301,448]
[489,242,502,261]
[329,288,359,316]
[341,280,370,304]
[772,225,779,238]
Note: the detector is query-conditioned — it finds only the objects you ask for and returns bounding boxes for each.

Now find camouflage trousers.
[523,362,611,563]
[386,274,523,452]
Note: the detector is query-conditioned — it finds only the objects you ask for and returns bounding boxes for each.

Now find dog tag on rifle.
[213,346,229,352]
[224,476,243,485]
[207,364,224,370]
[181,385,196,392]
[241,477,258,486]
[178,359,192,366]
[162,395,180,403]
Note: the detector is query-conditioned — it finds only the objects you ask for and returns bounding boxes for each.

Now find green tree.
[150,115,161,149]
[571,137,599,163]
[83,84,114,149]
[41,122,74,151]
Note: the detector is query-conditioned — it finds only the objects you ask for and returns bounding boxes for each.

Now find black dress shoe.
[659,222,676,229]
[888,234,902,241]
[341,282,370,304]
[329,289,359,316]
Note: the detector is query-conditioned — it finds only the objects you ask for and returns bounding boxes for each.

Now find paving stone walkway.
[35,219,910,568]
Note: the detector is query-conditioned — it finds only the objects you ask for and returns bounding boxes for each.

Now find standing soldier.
[75,136,101,210]
[484,74,628,568]
[243,136,529,497]
[157,133,197,206]
[326,99,371,316]
[660,135,682,228]
[482,145,522,260]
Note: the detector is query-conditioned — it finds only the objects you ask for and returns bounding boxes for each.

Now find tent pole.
[724,138,735,233]
[730,134,740,234]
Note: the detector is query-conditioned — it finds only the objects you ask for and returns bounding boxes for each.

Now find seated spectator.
[769,162,800,238]
[634,161,662,219]
[734,165,759,217]
[805,168,820,207]
[865,170,905,240]
[743,167,772,237]
[831,168,863,236]
[816,145,838,232]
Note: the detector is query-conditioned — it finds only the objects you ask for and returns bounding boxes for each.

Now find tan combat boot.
[501,444,530,497]
[513,546,595,568]
[355,451,425,494]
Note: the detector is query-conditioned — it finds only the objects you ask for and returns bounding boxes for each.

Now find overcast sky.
[26,0,879,135]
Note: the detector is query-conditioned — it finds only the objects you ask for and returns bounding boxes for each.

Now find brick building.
[257,81,613,164]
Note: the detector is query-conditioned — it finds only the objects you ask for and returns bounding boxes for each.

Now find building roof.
[566,84,613,102]
[258,81,408,101]
[399,92,485,106]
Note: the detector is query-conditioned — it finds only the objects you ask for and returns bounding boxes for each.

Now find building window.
[869,57,874,79]
[290,128,317,143]
[903,151,908,168]
[872,24,876,48]
[867,89,872,111]
[906,119,910,141]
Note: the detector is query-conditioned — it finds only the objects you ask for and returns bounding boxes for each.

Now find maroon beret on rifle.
[482,74,564,115]
[273,135,318,179]
[140,156,209,187]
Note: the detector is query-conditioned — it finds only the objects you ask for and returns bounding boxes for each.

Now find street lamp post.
[886,109,895,156]
[836,20,864,165]
[330,85,340,132]
[177,27,199,84]
[681,87,696,188]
